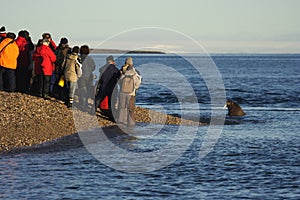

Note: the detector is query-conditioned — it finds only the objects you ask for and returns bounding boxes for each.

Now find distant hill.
[90,49,166,54]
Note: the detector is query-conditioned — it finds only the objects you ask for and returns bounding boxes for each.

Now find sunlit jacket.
[0,38,19,69]
[32,44,56,76]
[15,36,32,68]
[64,52,82,82]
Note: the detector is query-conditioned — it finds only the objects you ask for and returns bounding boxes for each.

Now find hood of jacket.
[16,36,30,67]
[15,36,27,50]
[67,52,78,60]
[35,45,43,54]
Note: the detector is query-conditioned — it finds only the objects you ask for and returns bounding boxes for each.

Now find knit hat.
[6,32,16,40]
[125,57,133,65]
[106,55,114,62]
[0,26,5,32]
[42,33,51,39]
[72,46,80,54]
[60,37,68,45]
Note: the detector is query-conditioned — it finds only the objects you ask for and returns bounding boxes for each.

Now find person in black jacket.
[0,26,6,42]
[94,55,120,120]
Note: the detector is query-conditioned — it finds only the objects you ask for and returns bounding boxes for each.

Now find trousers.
[118,93,135,126]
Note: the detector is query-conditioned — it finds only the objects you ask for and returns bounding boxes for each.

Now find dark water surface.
[0,54,299,199]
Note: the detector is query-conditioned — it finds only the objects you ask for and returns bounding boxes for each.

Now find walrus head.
[223,100,246,116]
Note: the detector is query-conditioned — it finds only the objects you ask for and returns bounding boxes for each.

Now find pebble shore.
[0,91,202,152]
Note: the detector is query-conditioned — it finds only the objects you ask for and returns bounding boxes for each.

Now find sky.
[1,0,300,53]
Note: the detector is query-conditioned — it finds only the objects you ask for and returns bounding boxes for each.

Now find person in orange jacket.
[0,32,19,92]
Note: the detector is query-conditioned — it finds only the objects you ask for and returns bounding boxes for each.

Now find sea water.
[0,54,299,199]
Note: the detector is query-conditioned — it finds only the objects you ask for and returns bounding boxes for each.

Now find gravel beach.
[0,91,202,152]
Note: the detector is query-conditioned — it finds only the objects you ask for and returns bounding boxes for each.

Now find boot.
[67,98,73,108]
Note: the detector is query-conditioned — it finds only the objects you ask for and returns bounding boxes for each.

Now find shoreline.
[0,92,203,153]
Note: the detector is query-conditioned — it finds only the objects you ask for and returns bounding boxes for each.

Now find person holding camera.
[42,33,57,52]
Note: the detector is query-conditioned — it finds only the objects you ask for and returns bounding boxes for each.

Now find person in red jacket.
[42,33,57,93]
[32,38,56,98]
[15,30,34,93]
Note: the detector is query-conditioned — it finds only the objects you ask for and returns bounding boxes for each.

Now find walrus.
[223,100,246,116]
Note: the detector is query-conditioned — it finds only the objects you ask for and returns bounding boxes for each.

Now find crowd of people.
[0,26,142,126]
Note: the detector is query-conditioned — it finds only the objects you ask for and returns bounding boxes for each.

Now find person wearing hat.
[77,45,96,110]
[52,37,70,100]
[54,38,69,72]
[15,30,34,93]
[0,32,19,92]
[94,55,120,120]
[42,33,57,52]
[32,38,56,98]
[0,26,6,43]
[118,57,142,126]
[64,46,82,108]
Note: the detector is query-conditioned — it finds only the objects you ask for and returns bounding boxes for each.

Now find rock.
[0,91,202,152]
